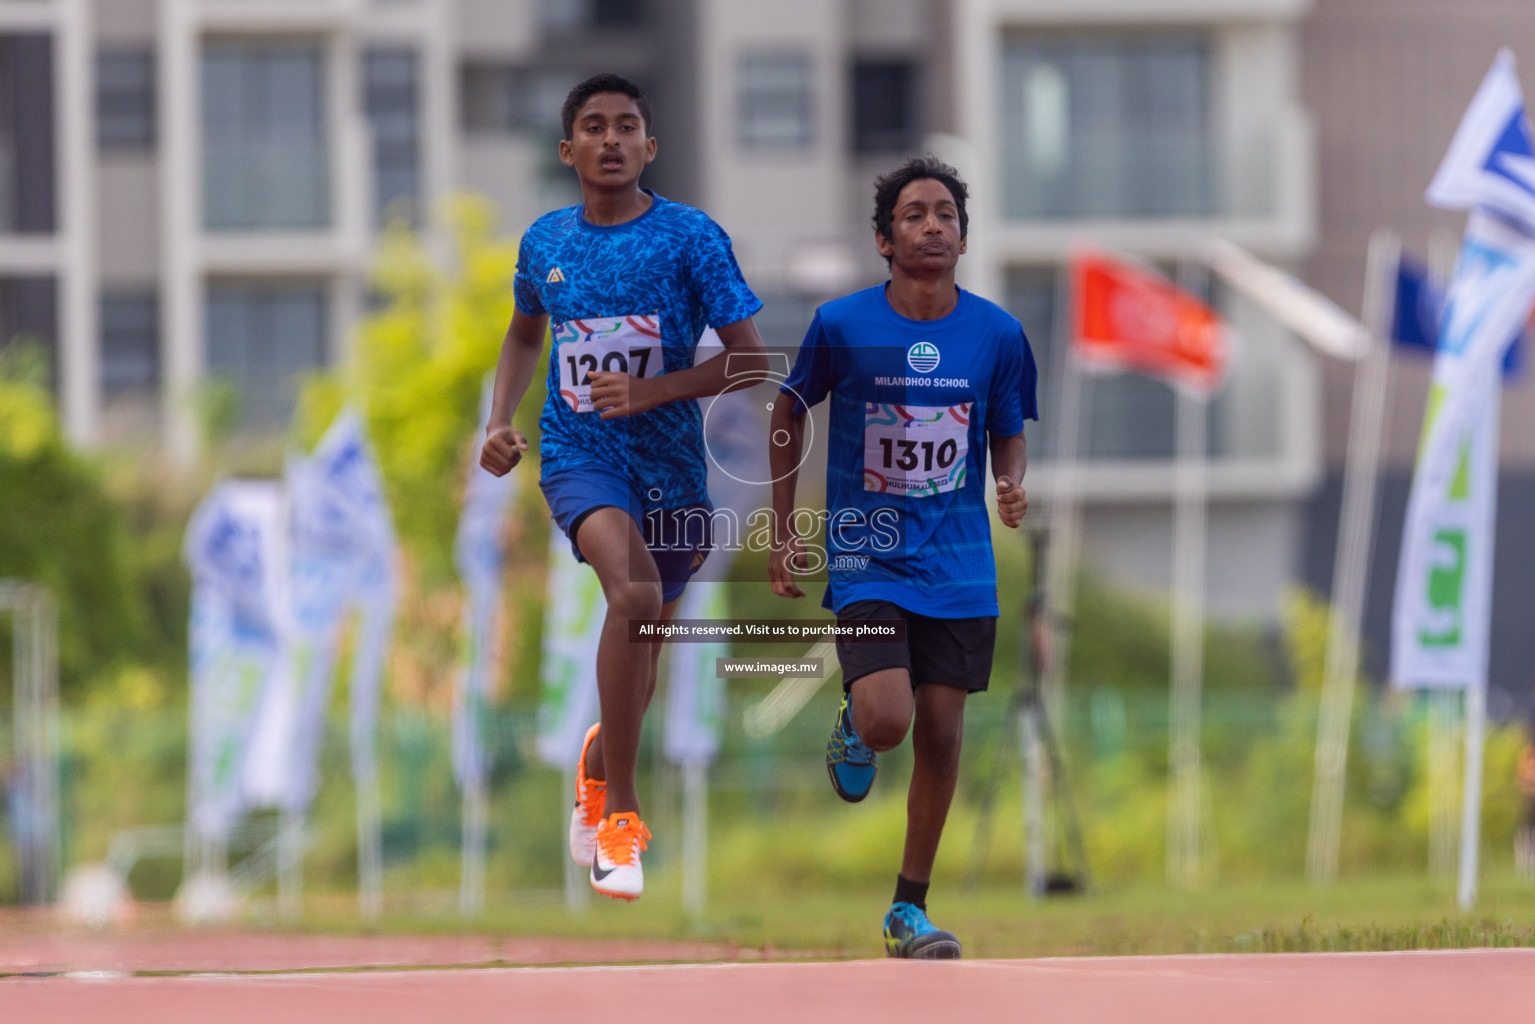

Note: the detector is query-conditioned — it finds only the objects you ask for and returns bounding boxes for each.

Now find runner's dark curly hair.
[871,156,969,266]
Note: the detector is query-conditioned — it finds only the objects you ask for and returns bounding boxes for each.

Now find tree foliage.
[292,195,533,581]
[0,346,178,697]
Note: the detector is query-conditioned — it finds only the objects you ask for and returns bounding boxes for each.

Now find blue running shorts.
[540,463,713,604]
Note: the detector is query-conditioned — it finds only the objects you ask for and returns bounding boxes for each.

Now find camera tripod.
[964,526,1090,896]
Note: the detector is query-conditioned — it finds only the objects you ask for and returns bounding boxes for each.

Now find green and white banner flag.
[1393,51,1535,689]
[1392,370,1505,689]
[536,532,607,767]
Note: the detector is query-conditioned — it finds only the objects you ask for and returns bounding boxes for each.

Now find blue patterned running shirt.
[514,190,762,509]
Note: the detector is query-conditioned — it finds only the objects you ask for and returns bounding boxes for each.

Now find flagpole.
[353,594,390,923]
[460,775,487,915]
[1165,260,1211,889]
[563,767,590,911]
[1460,673,1488,909]
[1459,384,1502,909]
[1306,230,1398,883]
[1034,261,1087,891]
[1428,690,1459,877]
[1167,382,1208,889]
[358,774,383,920]
[681,760,708,916]
[1043,262,1087,723]
[277,806,303,920]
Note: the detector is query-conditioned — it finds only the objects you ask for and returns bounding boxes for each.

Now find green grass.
[291,870,1535,961]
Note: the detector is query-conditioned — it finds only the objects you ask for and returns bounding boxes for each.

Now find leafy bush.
[0,347,181,700]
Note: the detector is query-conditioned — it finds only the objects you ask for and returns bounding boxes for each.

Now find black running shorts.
[834,599,996,693]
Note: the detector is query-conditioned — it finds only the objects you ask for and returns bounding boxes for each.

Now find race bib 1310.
[863,402,971,496]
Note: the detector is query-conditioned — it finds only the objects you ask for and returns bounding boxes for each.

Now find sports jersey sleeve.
[780,311,833,415]
[985,325,1040,435]
[687,218,763,328]
[513,232,546,317]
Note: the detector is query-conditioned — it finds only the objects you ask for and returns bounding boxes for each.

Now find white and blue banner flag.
[325,415,400,793]
[1393,51,1535,689]
[183,480,287,840]
[452,381,519,789]
[1427,51,1535,233]
[244,410,398,811]
[1391,252,1527,378]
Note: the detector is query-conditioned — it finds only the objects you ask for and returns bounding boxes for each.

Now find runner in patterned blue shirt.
[769,157,1037,958]
[480,74,767,902]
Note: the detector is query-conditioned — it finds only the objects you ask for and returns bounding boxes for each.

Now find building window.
[461,64,524,134]
[0,276,58,387]
[538,0,645,35]
[100,291,158,398]
[738,52,814,151]
[96,50,155,150]
[0,34,56,234]
[365,48,419,228]
[852,59,918,154]
[460,65,583,210]
[591,0,645,28]
[205,282,326,428]
[1001,33,1213,220]
[460,65,578,137]
[201,42,330,231]
[749,291,819,351]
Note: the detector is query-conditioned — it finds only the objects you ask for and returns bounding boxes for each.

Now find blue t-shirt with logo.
[781,285,1038,618]
[514,191,762,508]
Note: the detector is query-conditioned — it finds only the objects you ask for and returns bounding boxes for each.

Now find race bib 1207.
[553,314,664,413]
[863,403,971,496]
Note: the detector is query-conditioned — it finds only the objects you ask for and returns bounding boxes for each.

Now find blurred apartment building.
[4,0,1533,670]
[0,0,939,461]
[945,0,1320,622]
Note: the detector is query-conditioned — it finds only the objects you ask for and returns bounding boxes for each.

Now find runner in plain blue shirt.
[769,156,1037,959]
[779,284,1036,618]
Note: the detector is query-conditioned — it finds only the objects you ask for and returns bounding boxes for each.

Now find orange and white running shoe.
[589,812,651,901]
[568,723,606,867]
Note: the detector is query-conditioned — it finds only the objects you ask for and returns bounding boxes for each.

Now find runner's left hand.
[590,371,662,419]
[996,476,1027,528]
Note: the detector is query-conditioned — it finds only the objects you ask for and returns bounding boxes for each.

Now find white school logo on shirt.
[907,341,940,373]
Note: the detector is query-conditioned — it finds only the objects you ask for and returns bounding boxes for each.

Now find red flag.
[1071,250,1229,394]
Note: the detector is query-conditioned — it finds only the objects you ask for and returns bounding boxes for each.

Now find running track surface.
[6,948,1535,1023]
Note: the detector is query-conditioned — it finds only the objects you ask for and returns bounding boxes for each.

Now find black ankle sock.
[893,875,928,911]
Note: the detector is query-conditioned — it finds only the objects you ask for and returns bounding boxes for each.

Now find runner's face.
[877,178,966,274]
[560,93,656,187]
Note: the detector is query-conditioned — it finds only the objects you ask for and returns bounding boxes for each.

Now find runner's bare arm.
[768,395,808,599]
[480,308,549,476]
[589,316,770,420]
[990,431,1028,529]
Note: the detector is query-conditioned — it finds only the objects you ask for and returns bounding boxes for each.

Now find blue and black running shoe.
[883,902,962,959]
[826,695,877,802]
